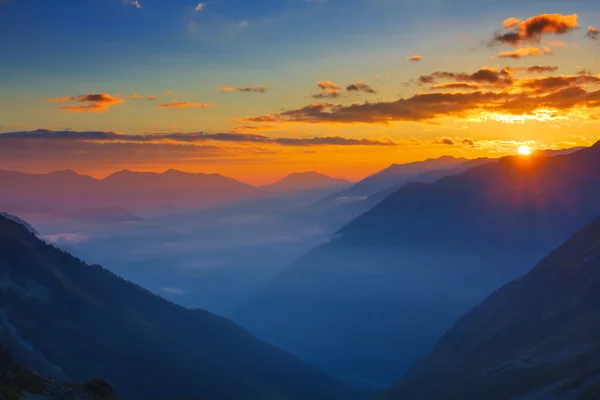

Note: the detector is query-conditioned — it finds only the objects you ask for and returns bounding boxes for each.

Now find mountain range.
[0,214,359,400]
[237,142,600,387]
[385,215,600,400]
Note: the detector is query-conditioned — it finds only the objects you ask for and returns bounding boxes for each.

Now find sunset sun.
[518,145,532,156]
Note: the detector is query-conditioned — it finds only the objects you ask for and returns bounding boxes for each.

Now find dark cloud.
[419,67,512,85]
[407,56,423,62]
[0,129,397,147]
[527,66,559,74]
[346,83,376,94]
[492,14,579,46]
[433,138,454,145]
[586,26,599,40]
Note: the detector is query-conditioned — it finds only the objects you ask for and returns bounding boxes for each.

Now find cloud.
[496,46,550,59]
[239,69,600,125]
[46,96,75,103]
[158,101,214,108]
[129,94,156,100]
[312,81,341,99]
[587,26,599,40]
[430,82,480,90]
[433,138,454,145]
[1,129,398,147]
[195,2,205,11]
[419,67,512,85]
[527,65,559,74]
[548,40,567,47]
[346,82,376,94]
[407,55,423,62]
[59,94,124,112]
[132,0,141,8]
[220,85,267,93]
[492,14,579,46]
[161,287,186,295]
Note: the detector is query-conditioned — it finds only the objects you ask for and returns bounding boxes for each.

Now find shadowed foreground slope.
[385,216,600,400]
[0,215,358,400]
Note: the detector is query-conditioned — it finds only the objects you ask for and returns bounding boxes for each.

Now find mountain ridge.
[0,214,359,400]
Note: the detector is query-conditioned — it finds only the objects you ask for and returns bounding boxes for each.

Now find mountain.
[385,216,600,400]
[314,157,496,231]
[0,345,119,400]
[237,143,600,387]
[334,155,469,199]
[0,213,39,236]
[262,172,351,195]
[0,215,359,400]
[0,169,264,216]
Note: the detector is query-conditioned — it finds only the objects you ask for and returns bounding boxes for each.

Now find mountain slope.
[315,157,496,231]
[385,216,600,400]
[237,143,600,386]
[0,215,359,400]
[0,345,119,400]
[335,155,468,199]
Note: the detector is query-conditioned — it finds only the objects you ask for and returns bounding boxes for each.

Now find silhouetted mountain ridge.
[0,215,359,400]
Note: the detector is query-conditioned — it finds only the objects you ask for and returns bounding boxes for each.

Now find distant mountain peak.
[263,172,351,194]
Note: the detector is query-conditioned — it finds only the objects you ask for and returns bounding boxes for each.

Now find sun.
[518,145,532,156]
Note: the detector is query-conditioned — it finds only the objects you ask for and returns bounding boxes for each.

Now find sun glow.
[518,145,532,156]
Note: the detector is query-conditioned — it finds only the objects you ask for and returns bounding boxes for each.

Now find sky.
[1,0,600,185]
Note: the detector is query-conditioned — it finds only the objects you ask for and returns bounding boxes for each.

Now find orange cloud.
[129,94,156,100]
[46,96,75,103]
[60,94,124,112]
[312,81,341,99]
[158,101,215,109]
[587,26,599,40]
[220,85,267,93]
[503,17,521,29]
[407,55,423,62]
[548,40,567,47]
[493,13,579,46]
[497,46,549,59]
[430,82,480,90]
[241,69,600,125]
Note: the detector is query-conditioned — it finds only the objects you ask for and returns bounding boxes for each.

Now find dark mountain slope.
[385,216,600,400]
[0,216,359,400]
[0,345,119,400]
[238,143,600,387]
